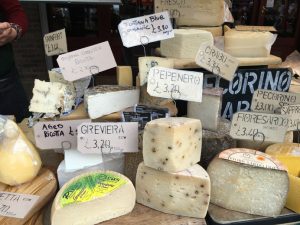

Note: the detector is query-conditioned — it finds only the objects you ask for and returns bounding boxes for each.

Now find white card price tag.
[33,119,90,150]
[147,67,203,102]
[44,29,68,56]
[0,192,39,219]
[77,122,138,154]
[118,11,174,48]
[195,43,238,81]
[57,41,117,81]
[281,104,300,131]
[230,111,288,143]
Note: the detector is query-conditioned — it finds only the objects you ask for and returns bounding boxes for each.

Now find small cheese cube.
[51,171,136,225]
[136,162,210,218]
[84,85,139,119]
[224,29,276,58]
[187,88,223,131]
[143,117,202,172]
[207,149,289,217]
[161,29,213,59]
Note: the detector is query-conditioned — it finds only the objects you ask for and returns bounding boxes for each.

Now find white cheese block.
[187,88,223,132]
[29,79,76,115]
[207,148,289,217]
[117,66,133,86]
[51,171,136,225]
[138,57,174,86]
[175,0,225,27]
[84,85,140,119]
[143,117,202,172]
[57,153,125,188]
[224,29,276,58]
[179,26,223,37]
[136,162,210,218]
[161,29,213,59]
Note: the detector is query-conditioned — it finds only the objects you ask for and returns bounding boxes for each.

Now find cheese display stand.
[2,1,300,225]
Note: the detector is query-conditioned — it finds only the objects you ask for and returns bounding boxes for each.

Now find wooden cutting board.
[0,168,57,225]
[99,203,207,225]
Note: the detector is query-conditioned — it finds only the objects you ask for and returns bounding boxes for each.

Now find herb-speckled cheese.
[136,162,210,218]
[143,117,202,173]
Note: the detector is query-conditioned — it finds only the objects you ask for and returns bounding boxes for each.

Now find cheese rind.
[84,85,140,119]
[175,0,225,26]
[51,171,136,225]
[136,162,210,218]
[161,29,213,59]
[143,117,202,173]
[224,29,276,58]
[29,79,76,115]
[187,88,223,131]
[207,149,289,217]
[138,57,174,86]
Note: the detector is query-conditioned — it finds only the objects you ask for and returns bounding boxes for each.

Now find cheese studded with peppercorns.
[143,117,202,173]
[136,162,210,218]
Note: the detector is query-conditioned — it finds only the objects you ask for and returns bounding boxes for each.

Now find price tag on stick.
[147,67,203,102]
[77,122,138,154]
[195,42,238,81]
[118,11,174,48]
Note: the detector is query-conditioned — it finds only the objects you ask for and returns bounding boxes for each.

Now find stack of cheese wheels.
[136,117,211,218]
[266,143,300,213]
[51,171,136,225]
[207,148,289,217]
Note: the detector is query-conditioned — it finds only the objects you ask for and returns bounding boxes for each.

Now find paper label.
[77,122,138,154]
[118,11,174,48]
[195,43,238,81]
[64,150,103,171]
[235,25,277,32]
[147,67,203,102]
[219,149,287,171]
[251,89,300,113]
[57,41,117,81]
[230,111,288,142]
[60,173,126,207]
[44,29,67,56]
[0,192,39,219]
[34,119,90,150]
[281,104,300,131]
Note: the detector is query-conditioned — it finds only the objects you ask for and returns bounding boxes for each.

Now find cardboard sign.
[202,68,292,119]
[57,41,117,81]
[44,29,68,56]
[33,119,90,150]
[147,67,203,102]
[251,89,300,113]
[195,43,238,81]
[77,122,138,154]
[230,111,288,143]
[281,104,300,131]
[0,192,39,219]
[118,11,174,48]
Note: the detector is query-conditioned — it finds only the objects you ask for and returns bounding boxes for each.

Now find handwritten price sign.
[118,11,174,48]
[147,67,203,102]
[195,43,238,81]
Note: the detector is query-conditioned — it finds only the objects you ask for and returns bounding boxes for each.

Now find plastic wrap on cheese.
[0,116,42,186]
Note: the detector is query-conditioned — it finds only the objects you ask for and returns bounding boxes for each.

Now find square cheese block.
[187,88,223,132]
[207,148,289,217]
[136,162,210,218]
[266,143,300,213]
[161,29,213,59]
[224,29,276,58]
[84,85,140,119]
[51,171,136,225]
[29,79,76,115]
[179,26,223,37]
[117,66,133,86]
[143,117,202,173]
[138,57,174,86]
[175,0,225,27]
